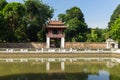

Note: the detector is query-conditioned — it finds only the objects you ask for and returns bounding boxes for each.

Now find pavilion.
[46,20,67,48]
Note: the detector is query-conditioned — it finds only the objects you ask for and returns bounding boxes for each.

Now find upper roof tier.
[46,20,67,28]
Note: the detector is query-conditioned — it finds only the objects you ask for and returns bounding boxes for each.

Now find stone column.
[46,37,50,48]
[61,37,65,48]
[61,62,65,71]
[106,41,109,48]
[46,62,50,71]
[115,42,118,49]
[41,48,44,53]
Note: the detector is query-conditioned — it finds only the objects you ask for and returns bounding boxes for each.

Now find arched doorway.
[111,43,115,48]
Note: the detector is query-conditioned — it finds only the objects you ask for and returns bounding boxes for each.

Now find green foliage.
[86,28,107,42]
[2,2,26,42]
[90,29,98,42]
[108,4,120,42]
[58,7,85,23]
[24,0,53,42]
[58,7,88,42]
[0,0,7,10]
[0,12,5,42]
[58,7,109,42]
[0,0,53,42]
[0,1,110,43]
[108,4,120,28]
[110,15,120,42]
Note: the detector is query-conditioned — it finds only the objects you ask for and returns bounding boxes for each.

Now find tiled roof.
[47,25,66,28]
[48,21,64,25]
[47,20,67,28]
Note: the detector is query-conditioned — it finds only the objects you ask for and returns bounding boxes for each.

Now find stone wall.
[0,42,46,48]
[65,42,106,49]
[0,42,107,49]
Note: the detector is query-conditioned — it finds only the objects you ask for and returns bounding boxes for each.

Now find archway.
[50,38,61,48]
[111,43,115,48]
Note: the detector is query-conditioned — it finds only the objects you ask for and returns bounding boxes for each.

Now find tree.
[0,0,7,42]
[2,2,26,42]
[24,0,53,42]
[0,0,7,10]
[95,28,107,42]
[110,15,120,42]
[87,29,98,42]
[86,28,108,42]
[58,7,88,42]
[108,4,120,28]
[0,12,5,42]
[0,0,53,42]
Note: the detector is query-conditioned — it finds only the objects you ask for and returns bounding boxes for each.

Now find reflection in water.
[17,75,28,80]
[88,70,109,80]
[8,70,110,80]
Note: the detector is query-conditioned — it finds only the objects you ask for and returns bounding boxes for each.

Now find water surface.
[88,70,109,80]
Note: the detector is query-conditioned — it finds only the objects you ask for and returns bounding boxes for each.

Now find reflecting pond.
[0,62,119,80]
[88,70,109,80]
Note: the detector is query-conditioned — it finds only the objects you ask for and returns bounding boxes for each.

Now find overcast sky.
[6,0,120,28]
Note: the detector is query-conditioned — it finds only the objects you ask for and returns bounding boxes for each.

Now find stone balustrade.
[0,48,117,53]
